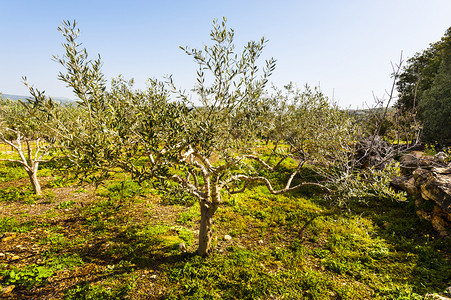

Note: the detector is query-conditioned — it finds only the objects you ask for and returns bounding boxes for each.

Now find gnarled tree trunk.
[197,200,218,257]
[26,162,41,195]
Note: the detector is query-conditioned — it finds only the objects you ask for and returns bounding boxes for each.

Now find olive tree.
[39,19,336,256]
[29,19,400,257]
[129,19,358,256]
[0,97,59,195]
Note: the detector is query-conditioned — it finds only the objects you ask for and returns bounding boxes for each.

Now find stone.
[435,152,448,164]
[399,154,420,175]
[420,168,451,215]
[391,176,418,196]
[413,168,431,186]
[1,232,17,243]
[392,165,451,236]
[1,285,15,295]
[445,286,451,296]
[178,243,186,251]
[224,235,232,241]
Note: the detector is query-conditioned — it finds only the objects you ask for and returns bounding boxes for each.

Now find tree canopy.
[396,26,451,146]
[419,30,451,146]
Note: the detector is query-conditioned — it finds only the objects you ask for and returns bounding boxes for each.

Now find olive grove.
[20,19,406,256]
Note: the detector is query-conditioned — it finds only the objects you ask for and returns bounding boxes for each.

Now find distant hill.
[1,93,74,104]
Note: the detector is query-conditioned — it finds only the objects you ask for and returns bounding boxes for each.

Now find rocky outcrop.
[391,152,451,236]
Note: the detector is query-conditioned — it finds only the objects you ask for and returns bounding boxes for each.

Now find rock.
[178,243,186,251]
[224,235,232,241]
[400,154,420,175]
[413,168,431,186]
[399,153,435,175]
[416,168,451,235]
[445,286,451,296]
[1,232,17,243]
[392,164,451,236]
[435,152,448,164]
[354,135,393,169]
[1,285,15,295]
[420,168,451,215]
[391,176,419,196]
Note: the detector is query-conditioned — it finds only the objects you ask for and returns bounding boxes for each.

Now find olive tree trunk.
[197,201,218,257]
[26,163,42,195]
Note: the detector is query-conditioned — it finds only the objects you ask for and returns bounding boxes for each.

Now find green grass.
[0,216,36,233]
[57,200,76,209]
[177,205,201,226]
[0,160,28,182]
[0,253,84,290]
[64,274,137,300]
[97,179,142,201]
[0,162,450,299]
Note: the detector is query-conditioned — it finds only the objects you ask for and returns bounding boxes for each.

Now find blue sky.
[1,0,450,108]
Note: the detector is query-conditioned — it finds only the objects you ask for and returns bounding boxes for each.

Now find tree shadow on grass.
[4,206,196,299]
[347,198,451,295]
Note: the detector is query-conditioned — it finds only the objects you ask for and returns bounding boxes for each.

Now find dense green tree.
[396,27,451,145]
[396,27,450,112]
[419,33,451,146]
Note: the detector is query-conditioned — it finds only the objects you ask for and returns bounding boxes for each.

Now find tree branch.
[225,174,329,195]
[170,174,205,200]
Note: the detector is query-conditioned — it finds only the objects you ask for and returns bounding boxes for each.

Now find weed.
[57,200,76,209]
[0,162,27,182]
[167,251,278,300]
[0,264,55,290]
[42,190,56,203]
[97,179,141,201]
[39,232,70,252]
[64,278,136,300]
[37,167,53,177]
[105,224,187,265]
[74,187,87,193]
[424,143,438,156]
[173,226,195,245]
[45,253,85,270]
[176,205,200,226]
[48,176,74,188]
[0,217,35,233]
[1,161,450,299]
[0,186,43,204]
[0,187,23,202]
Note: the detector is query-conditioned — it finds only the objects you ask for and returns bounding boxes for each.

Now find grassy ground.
[0,158,450,299]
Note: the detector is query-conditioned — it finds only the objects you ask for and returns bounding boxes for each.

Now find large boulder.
[399,154,420,175]
[418,167,451,215]
[399,152,434,175]
[391,175,419,196]
[392,153,451,236]
[414,167,451,236]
